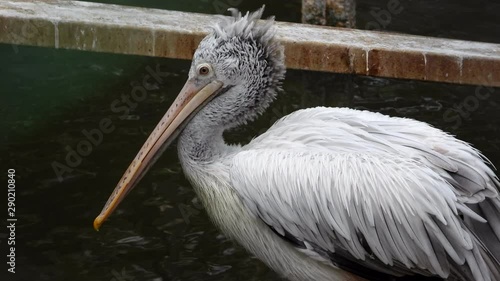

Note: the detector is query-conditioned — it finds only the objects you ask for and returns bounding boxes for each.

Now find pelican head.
[94,7,285,230]
[187,6,286,129]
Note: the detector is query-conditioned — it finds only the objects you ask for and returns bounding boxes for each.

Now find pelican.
[94,7,500,281]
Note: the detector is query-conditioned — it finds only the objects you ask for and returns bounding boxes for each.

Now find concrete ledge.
[1,0,499,87]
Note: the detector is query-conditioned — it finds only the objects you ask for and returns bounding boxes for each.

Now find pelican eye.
[197,64,212,76]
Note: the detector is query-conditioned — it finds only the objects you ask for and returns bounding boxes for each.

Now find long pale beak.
[93,79,223,231]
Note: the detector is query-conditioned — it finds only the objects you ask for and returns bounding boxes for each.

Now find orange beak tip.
[93,216,103,232]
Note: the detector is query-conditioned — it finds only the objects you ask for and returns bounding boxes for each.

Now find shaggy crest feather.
[213,6,275,45]
[210,6,285,91]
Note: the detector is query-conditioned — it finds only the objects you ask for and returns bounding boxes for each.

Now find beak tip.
[93,216,104,231]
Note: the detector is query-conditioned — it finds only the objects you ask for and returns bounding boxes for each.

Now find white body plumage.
[179,107,500,281]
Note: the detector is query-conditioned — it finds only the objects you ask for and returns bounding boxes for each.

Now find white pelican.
[94,7,500,281]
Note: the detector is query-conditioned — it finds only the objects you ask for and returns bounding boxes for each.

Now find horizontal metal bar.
[1,0,499,87]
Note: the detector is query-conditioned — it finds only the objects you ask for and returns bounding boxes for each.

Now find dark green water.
[1,1,500,281]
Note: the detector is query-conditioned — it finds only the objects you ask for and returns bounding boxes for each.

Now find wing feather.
[229,107,500,280]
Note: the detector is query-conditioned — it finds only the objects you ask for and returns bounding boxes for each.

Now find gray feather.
[229,107,500,280]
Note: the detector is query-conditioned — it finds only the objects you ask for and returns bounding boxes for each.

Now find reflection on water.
[1,1,500,280]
